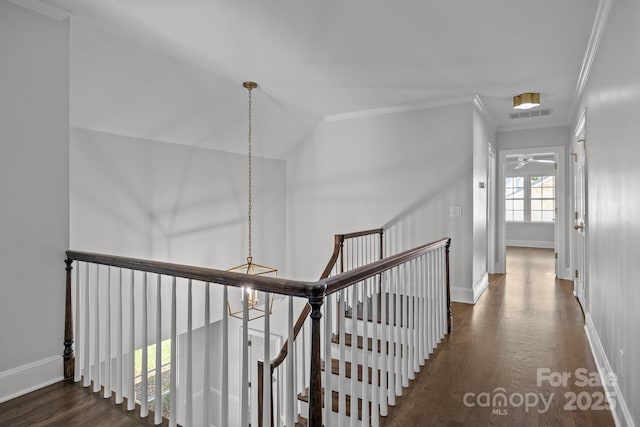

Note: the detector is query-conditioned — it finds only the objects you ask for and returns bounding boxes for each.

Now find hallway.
[382,247,615,426]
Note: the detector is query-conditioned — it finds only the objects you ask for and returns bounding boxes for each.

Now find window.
[505,177,525,222]
[134,338,172,417]
[530,176,555,222]
[505,175,555,223]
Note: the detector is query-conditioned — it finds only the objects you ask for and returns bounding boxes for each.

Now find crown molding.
[570,0,613,119]
[473,95,497,130]
[9,0,71,20]
[323,96,474,122]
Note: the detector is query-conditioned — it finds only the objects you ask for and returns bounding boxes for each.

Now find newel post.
[308,287,325,427]
[63,257,75,380]
[445,239,453,333]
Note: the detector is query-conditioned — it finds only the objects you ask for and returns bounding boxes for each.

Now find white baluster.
[276,365,282,427]
[169,277,177,427]
[425,253,431,354]
[440,248,446,338]
[154,275,162,425]
[430,252,436,352]
[293,330,299,421]
[379,271,388,415]
[116,268,123,404]
[401,264,409,388]
[94,265,101,393]
[74,263,81,383]
[362,279,370,426]
[302,315,306,391]
[186,280,193,427]
[435,249,441,340]
[141,273,149,418]
[436,249,441,338]
[338,289,347,427]
[286,297,294,427]
[264,292,271,427]
[407,261,415,381]
[127,270,135,411]
[91,265,101,393]
[203,282,210,426]
[387,269,396,406]
[412,260,420,374]
[350,283,358,427]
[394,267,402,397]
[418,256,425,365]
[372,275,380,427]
[324,293,333,424]
[221,285,229,427]
[105,267,112,398]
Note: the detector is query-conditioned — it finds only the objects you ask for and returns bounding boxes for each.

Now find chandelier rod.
[243,81,257,263]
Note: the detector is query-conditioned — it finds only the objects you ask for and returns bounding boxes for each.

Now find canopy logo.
[463,388,553,415]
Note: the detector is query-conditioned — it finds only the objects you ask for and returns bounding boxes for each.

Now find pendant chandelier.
[227,81,277,321]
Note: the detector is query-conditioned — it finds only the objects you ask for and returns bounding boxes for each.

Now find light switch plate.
[450,206,462,217]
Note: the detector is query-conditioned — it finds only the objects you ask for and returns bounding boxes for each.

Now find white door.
[573,120,587,309]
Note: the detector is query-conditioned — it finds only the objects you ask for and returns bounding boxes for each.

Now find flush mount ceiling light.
[513,92,540,110]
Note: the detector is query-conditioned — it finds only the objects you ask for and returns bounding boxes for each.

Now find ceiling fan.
[509,155,555,170]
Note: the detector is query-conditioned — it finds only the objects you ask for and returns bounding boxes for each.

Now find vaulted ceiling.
[47,0,599,158]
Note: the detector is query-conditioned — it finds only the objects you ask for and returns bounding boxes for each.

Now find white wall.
[574,0,640,424]
[286,102,476,302]
[71,128,287,331]
[505,223,554,248]
[0,2,69,401]
[496,126,570,151]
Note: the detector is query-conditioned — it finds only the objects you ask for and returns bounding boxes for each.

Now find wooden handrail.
[65,250,312,298]
[321,237,450,295]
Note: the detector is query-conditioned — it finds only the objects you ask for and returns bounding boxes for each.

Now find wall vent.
[509,108,553,120]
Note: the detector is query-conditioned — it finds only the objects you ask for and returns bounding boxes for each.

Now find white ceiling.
[46,0,599,158]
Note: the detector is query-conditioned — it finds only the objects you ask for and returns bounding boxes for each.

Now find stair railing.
[63,235,450,427]
[311,237,451,426]
[260,228,383,427]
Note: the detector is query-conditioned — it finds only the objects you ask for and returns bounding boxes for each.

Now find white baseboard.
[450,273,489,305]
[584,314,635,427]
[558,268,573,281]
[450,286,474,304]
[506,240,554,249]
[473,272,489,303]
[0,355,62,403]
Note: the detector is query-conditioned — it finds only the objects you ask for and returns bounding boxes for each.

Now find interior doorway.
[497,146,568,278]
[244,327,282,427]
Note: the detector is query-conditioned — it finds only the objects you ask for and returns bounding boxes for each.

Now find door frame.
[496,145,568,278]
[487,143,497,274]
[572,110,588,306]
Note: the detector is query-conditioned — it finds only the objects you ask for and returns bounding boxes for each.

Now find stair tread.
[297,387,371,420]
[341,292,411,326]
[321,358,383,384]
[331,333,400,355]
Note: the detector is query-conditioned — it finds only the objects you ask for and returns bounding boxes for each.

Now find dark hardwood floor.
[381,247,615,427]
[0,381,168,426]
[0,247,615,426]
